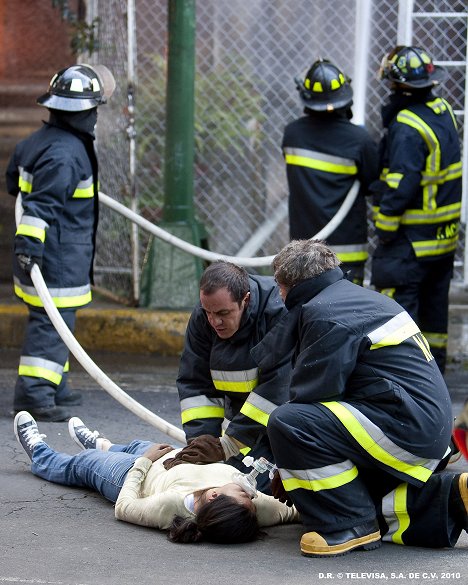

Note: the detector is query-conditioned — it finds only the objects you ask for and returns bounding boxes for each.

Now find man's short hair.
[273,239,340,289]
[199,261,250,304]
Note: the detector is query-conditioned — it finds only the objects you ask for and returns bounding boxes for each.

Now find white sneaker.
[68,417,101,450]
[14,411,46,460]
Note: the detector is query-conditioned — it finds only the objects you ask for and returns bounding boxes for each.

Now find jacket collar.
[285,267,344,310]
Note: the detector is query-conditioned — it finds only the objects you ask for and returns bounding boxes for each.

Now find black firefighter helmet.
[379,45,447,89]
[295,58,353,112]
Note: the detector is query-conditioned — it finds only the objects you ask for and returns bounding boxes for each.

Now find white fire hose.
[16,180,359,441]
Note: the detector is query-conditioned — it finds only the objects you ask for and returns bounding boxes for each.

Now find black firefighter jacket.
[177,275,291,448]
[282,111,379,265]
[7,121,99,309]
[254,267,452,470]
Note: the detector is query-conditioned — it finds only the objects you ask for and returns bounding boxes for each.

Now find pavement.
[1,281,468,585]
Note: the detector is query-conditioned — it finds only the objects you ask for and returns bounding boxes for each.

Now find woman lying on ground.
[14,411,299,544]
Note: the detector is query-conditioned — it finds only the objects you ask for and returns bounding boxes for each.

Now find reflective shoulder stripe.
[321,401,438,482]
[211,368,258,393]
[382,483,410,544]
[367,311,419,349]
[18,356,64,385]
[16,215,49,242]
[240,392,278,427]
[180,396,225,424]
[280,460,358,492]
[73,177,94,199]
[14,279,92,308]
[18,167,33,193]
[283,147,358,175]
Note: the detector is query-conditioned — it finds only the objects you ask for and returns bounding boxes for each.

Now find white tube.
[15,195,185,444]
[353,0,372,126]
[99,179,360,267]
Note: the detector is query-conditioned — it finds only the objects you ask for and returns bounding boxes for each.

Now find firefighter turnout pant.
[267,402,461,547]
[14,307,76,411]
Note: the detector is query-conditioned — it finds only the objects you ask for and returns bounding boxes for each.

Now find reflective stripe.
[280,460,358,492]
[63,360,70,373]
[283,147,358,175]
[321,401,439,482]
[18,167,33,193]
[421,161,462,185]
[240,392,278,427]
[14,278,92,308]
[375,212,401,232]
[220,418,251,454]
[422,331,448,349]
[73,176,94,199]
[382,483,409,544]
[379,288,396,299]
[385,172,403,189]
[400,202,461,225]
[330,243,368,263]
[180,396,224,424]
[18,356,64,385]
[211,368,258,393]
[16,215,49,242]
[367,311,419,350]
[412,237,458,257]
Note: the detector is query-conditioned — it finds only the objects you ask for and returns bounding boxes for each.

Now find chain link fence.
[90,0,467,303]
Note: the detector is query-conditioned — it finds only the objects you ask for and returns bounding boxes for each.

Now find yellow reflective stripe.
[14,284,92,308]
[19,176,32,193]
[284,147,358,175]
[181,406,225,424]
[282,466,358,492]
[239,446,251,455]
[422,331,447,349]
[18,365,62,385]
[63,360,70,373]
[421,161,462,185]
[321,402,433,482]
[335,250,368,262]
[385,172,403,189]
[211,368,258,393]
[73,178,94,199]
[390,484,410,544]
[367,311,419,350]
[240,402,269,427]
[400,202,461,225]
[379,288,396,299]
[16,224,46,242]
[212,379,257,392]
[375,212,401,232]
[411,237,458,257]
[412,333,433,362]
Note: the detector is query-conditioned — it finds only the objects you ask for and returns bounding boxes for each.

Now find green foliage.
[51,0,100,56]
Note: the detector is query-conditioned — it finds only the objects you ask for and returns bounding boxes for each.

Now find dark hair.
[167,494,260,544]
[199,261,249,305]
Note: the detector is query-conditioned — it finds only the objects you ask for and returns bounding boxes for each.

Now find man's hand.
[16,254,41,274]
[271,470,293,507]
[141,443,174,462]
[163,434,224,470]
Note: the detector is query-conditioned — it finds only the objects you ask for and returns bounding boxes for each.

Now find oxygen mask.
[232,456,277,498]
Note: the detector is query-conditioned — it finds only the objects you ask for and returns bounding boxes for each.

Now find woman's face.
[204,483,255,511]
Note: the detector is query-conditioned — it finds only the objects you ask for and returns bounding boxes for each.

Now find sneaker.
[300,519,381,557]
[14,411,46,460]
[449,473,468,531]
[68,417,101,450]
[453,402,468,461]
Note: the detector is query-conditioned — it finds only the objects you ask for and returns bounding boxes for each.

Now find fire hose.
[16,180,359,440]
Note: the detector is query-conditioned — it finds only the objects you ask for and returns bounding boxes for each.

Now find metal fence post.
[139,0,207,309]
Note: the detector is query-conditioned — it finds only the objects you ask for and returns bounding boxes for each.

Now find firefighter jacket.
[282,110,379,265]
[256,267,452,470]
[177,275,291,448]
[373,93,462,260]
[6,120,99,309]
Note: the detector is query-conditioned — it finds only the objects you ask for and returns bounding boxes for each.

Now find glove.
[163,434,224,470]
[141,443,175,462]
[271,470,293,507]
[16,254,41,274]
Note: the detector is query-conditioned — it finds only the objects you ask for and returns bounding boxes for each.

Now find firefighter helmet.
[295,59,353,112]
[379,46,447,89]
[37,64,113,111]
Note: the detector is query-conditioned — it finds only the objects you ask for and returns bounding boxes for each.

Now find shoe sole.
[301,531,382,558]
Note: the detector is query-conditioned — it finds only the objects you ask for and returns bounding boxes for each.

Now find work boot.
[14,405,71,422]
[56,391,82,406]
[449,473,468,531]
[14,411,47,461]
[68,417,103,450]
[300,519,381,557]
[452,401,468,461]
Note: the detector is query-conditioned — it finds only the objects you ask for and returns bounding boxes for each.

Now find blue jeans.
[31,440,154,502]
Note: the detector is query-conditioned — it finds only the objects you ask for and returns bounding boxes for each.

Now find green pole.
[139,0,207,309]
[164,0,195,223]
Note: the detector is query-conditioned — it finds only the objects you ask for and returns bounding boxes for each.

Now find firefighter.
[264,239,459,556]
[7,64,114,422]
[371,46,462,374]
[163,261,292,492]
[282,58,379,285]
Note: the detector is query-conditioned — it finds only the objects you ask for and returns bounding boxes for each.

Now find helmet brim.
[388,64,448,88]
[37,93,104,112]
